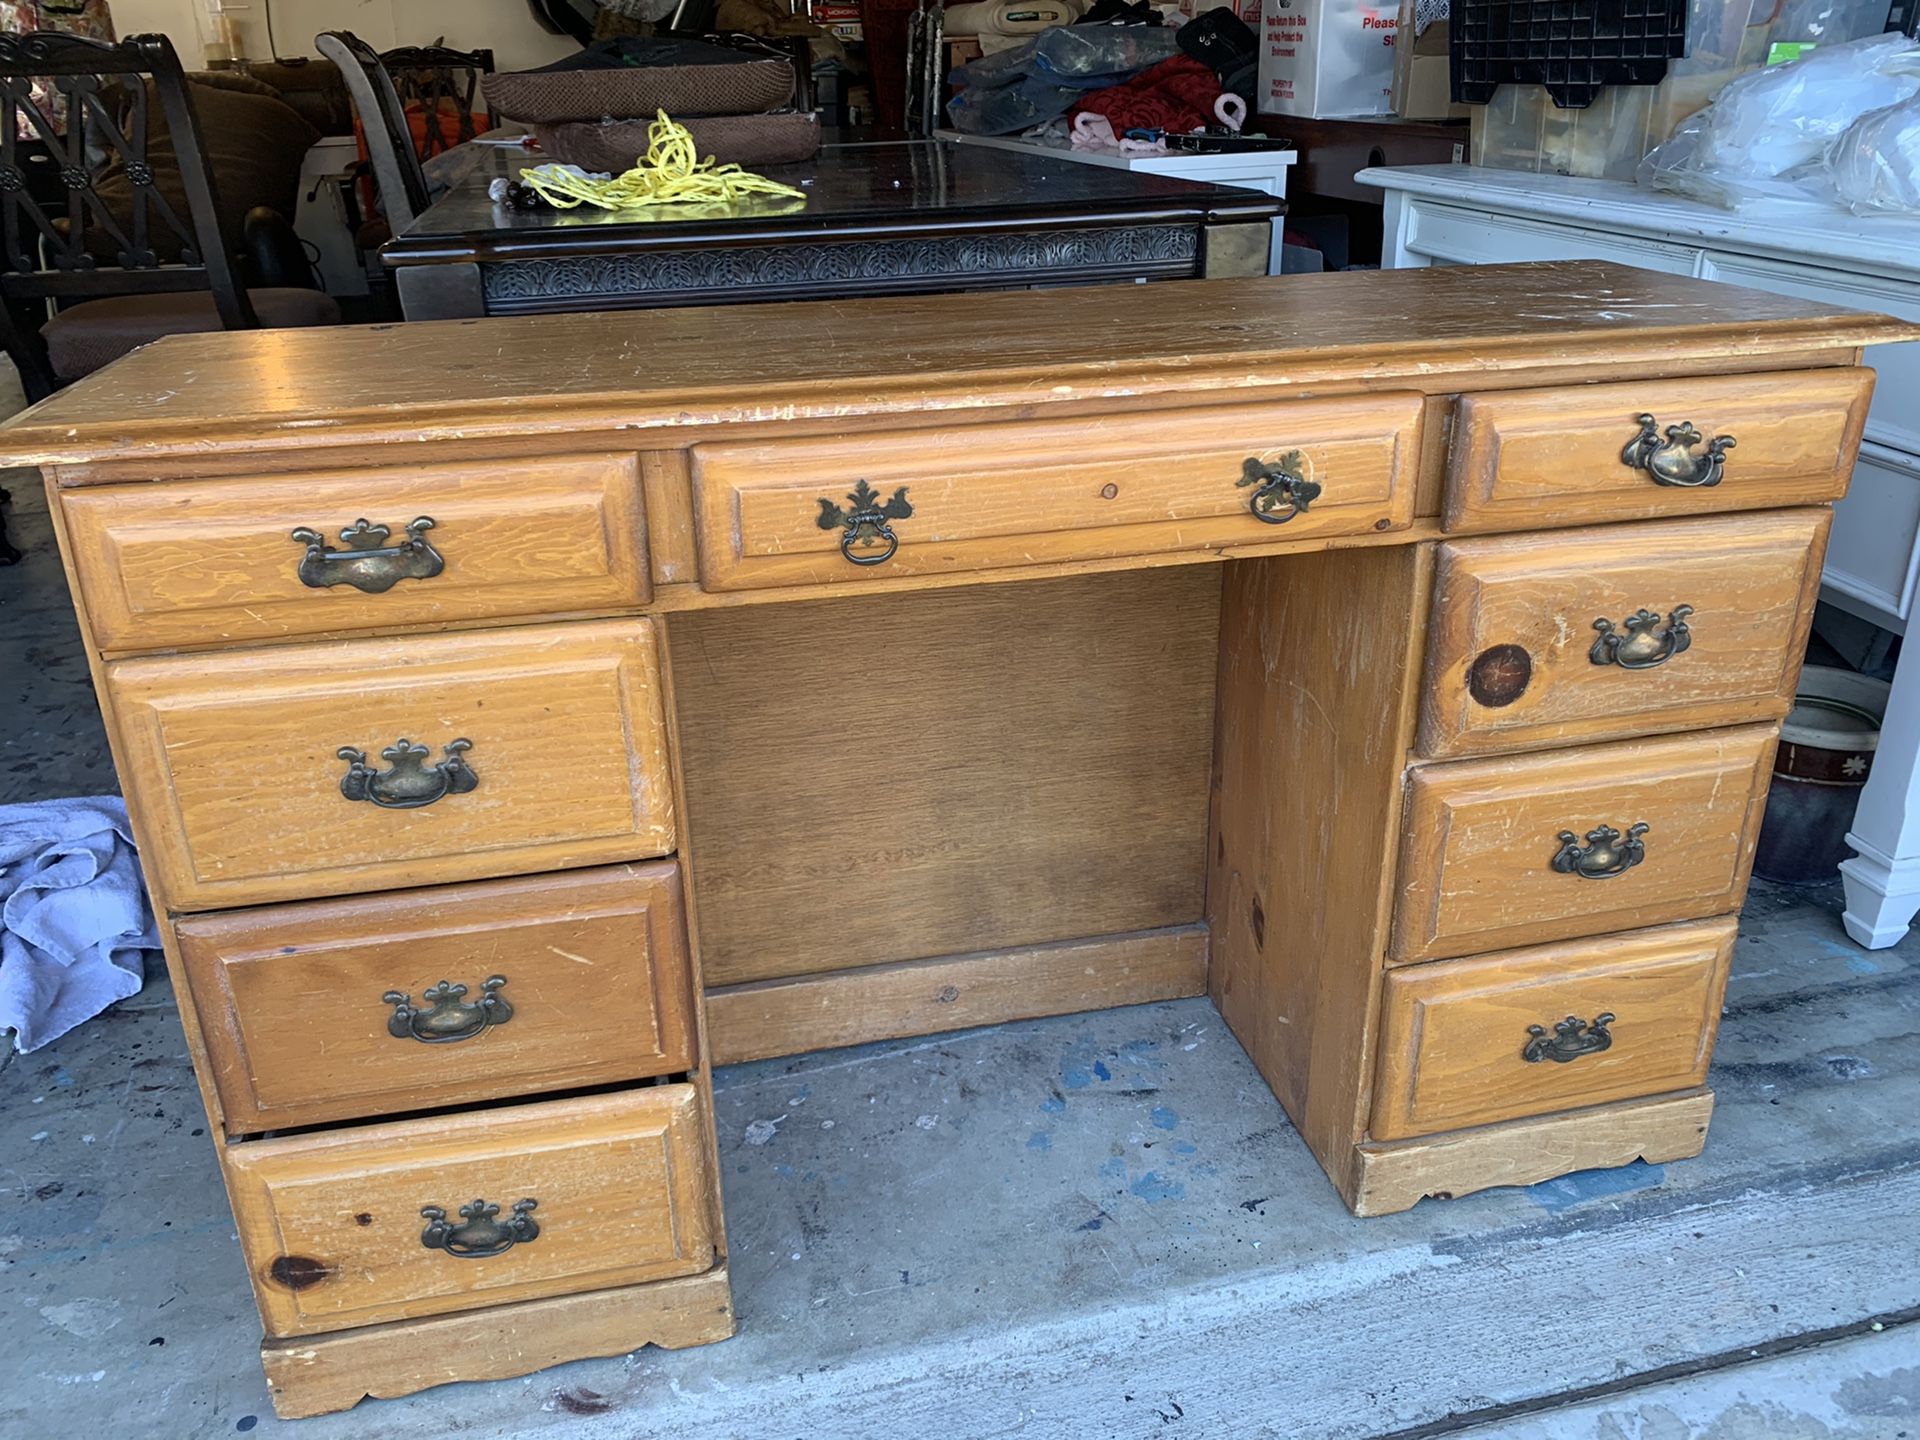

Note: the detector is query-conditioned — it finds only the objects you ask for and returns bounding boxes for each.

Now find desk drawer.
[1421,510,1828,757]
[62,455,651,653]
[1393,725,1774,963]
[226,1087,715,1336]
[1446,367,1872,533]
[1371,918,1735,1141]
[689,396,1423,590]
[177,864,695,1133]
[108,620,674,909]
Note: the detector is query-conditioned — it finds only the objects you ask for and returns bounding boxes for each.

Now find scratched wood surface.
[225,1086,716,1337]
[176,863,696,1133]
[2,262,1910,468]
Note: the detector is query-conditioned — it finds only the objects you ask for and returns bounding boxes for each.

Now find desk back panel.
[669,568,1221,987]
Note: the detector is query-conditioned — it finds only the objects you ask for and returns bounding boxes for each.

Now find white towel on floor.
[0,797,156,1052]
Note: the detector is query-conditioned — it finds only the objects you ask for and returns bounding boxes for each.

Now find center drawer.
[107,619,674,909]
[1394,724,1775,963]
[225,1087,716,1336]
[177,864,695,1132]
[689,395,1423,590]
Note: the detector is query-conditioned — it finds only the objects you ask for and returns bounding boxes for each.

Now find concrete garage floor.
[3,473,1919,1439]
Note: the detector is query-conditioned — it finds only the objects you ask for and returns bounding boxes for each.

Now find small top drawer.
[107,619,675,909]
[1446,367,1873,533]
[226,1086,716,1336]
[1421,510,1829,757]
[177,864,696,1133]
[60,454,651,653]
[1394,724,1775,964]
[689,395,1423,590]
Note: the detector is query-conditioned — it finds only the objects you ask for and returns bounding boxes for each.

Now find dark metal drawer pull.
[1622,415,1736,488]
[817,479,913,566]
[384,976,510,1043]
[1590,605,1694,669]
[338,738,477,809]
[1551,822,1647,879]
[291,517,443,592]
[1237,452,1322,525]
[420,1198,538,1259]
[1523,1012,1615,1064]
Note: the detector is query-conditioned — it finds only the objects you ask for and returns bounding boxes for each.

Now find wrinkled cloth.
[1071,54,1223,136]
[0,798,156,1053]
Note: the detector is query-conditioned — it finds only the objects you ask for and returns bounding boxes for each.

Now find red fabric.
[1071,54,1222,135]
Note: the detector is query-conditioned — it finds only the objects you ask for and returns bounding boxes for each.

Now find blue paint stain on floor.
[1062,1064,1092,1090]
[1098,1157,1127,1180]
[1093,1060,1111,1081]
[1526,1160,1664,1214]
[1150,1106,1179,1131]
[1129,1171,1185,1204]
[772,1163,796,1179]
[1026,1132,1052,1153]
[1172,1141,1198,1156]
[1846,953,1882,975]
[1039,1095,1067,1113]
[51,1068,74,1088]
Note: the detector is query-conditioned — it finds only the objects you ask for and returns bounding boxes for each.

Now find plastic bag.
[946,26,1180,133]
[1640,33,1920,208]
[1828,93,1920,213]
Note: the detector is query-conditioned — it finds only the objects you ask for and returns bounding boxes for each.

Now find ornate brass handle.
[1551,822,1648,879]
[339,738,478,809]
[1523,1012,1615,1064]
[1236,452,1322,525]
[384,976,510,1043]
[1591,605,1693,669]
[817,479,913,566]
[1622,415,1736,488]
[420,1198,539,1259]
[291,517,443,593]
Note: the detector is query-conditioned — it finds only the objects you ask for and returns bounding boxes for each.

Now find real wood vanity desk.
[5,261,1912,1418]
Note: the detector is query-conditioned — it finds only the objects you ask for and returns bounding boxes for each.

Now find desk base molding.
[705,925,1209,1065]
[1347,1088,1715,1217]
[260,1262,736,1420]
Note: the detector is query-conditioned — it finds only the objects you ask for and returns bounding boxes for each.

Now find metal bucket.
[1753,664,1891,885]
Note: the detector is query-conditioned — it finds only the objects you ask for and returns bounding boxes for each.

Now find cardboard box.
[1257,0,1399,118]
[1392,12,1468,121]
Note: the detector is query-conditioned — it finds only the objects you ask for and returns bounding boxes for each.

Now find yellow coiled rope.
[518,110,808,209]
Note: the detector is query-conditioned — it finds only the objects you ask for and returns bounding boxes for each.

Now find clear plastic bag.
[1640,33,1920,208]
[946,26,1180,133]
[1828,93,1920,213]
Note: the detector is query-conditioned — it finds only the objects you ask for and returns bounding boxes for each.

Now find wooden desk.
[384,140,1282,319]
[3,262,1909,1419]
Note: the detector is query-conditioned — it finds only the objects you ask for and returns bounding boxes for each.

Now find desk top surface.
[385,140,1284,266]
[6,261,1914,468]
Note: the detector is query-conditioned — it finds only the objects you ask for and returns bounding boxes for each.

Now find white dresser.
[1364,163,1920,948]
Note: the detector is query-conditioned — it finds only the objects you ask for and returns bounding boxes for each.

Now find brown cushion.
[90,76,322,266]
[482,59,794,123]
[530,112,821,171]
[42,288,341,382]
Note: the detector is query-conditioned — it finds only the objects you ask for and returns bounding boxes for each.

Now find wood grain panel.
[1393,725,1776,964]
[63,454,650,653]
[1348,1088,1714,1216]
[690,395,1422,589]
[668,569,1219,985]
[706,926,1208,1064]
[107,619,674,910]
[1208,545,1433,1198]
[1446,367,1873,532]
[177,864,695,1133]
[262,1263,735,1419]
[1421,510,1830,756]
[1371,917,1736,1141]
[226,1087,715,1337]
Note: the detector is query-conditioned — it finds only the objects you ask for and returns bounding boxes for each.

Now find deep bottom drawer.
[226,1087,715,1336]
[1371,918,1736,1141]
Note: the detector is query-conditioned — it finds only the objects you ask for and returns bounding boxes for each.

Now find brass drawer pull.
[291,517,443,593]
[1622,415,1736,488]
[339,738,478,809]
[1237,452,1322,525]
[1523,1012,1615,1064]
[384,976,511,1043]
[1590,605,1694,669]
[817,479,913,566]
[420,1198,539,1259]
[1551,822,1647,879]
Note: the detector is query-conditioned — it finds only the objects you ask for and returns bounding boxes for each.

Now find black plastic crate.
[1450,0,1690,109]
